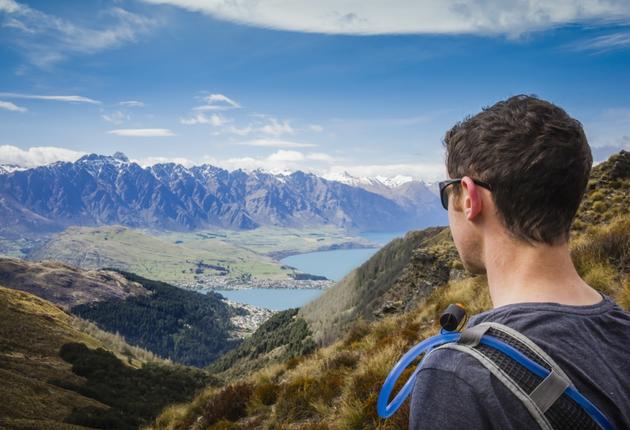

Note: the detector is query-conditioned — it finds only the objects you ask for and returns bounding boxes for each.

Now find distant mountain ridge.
[0,152,445,235]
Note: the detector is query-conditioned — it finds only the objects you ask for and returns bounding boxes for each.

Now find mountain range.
[0,152,445,236]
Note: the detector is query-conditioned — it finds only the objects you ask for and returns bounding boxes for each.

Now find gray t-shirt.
[409,294,630,429]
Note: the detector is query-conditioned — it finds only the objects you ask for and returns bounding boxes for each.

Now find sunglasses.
[438,178,493,210]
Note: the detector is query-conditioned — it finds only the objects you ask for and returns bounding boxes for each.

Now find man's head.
[442,95,592,273]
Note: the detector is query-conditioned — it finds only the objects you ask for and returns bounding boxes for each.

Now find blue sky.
[1,0,629,181]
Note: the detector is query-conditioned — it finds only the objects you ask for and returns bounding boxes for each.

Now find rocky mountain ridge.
[0,152,445,235]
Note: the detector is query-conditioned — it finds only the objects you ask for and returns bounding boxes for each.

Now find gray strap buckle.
[458,324,490,347]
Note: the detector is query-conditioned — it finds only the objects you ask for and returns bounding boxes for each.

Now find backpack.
[377,304,615,430]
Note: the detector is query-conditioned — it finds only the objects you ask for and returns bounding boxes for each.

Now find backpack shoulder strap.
[432,322,601,430]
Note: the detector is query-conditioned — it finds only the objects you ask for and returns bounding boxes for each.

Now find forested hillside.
[0,261,243,367]
[72,271,241,366]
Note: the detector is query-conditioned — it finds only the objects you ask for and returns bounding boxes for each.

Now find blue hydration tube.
[377,330,616,430]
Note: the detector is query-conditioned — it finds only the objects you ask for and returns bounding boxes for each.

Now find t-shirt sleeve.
[408,367,493,430]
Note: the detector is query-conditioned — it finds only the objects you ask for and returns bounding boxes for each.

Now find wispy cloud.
[0,144,84,167]
[180,112,230,126]
[223,116,295,137]
[101,111,129,124]
[193,93,241,111]
[0,100,27,112]
[1,1,157,67]
[119,100,145,108]
[567,31,630,54]
[0,92,100,104]
[108,128,175,137]
[235,139,316,148]
[142,0,630,37]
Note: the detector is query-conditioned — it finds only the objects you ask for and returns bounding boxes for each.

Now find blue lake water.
[215,288,324,311]
[279,230,407,282]
[217,230,408,310]
[280,248,379,282]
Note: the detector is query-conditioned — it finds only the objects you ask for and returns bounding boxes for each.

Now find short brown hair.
[443,94,592,245]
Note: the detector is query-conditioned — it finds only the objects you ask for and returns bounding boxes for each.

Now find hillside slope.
[0,259,244,366]
[29,225,295,286]
[0,286,213,430]
[0,257,147,309]
[298,226,457,345]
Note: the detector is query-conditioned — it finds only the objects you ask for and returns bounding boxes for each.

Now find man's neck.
[483,235,603,309]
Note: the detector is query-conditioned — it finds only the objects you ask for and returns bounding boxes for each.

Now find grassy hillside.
[155,224,376,260]
[29,225,296,286]
[148,150,629,429]
[0,286,214,430]
[299,226,456,345]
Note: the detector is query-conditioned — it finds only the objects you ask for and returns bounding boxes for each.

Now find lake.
[215,288,325,311]
[215,231,407,310]
[279,230,407,281]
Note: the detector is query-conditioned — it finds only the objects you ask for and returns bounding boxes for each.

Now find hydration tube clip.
[439,303,467,332]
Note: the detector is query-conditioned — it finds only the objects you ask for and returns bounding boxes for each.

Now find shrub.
[252,381,279,406]
[325,350,359,371]
[592,201,607,213]
[202,382,253,426]
[342,318,371,346]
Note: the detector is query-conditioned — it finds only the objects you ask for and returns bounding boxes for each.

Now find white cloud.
[119,100,145,108]
[0,100,27,112]
[108,128,175,137]
[267,149,305,162]
[0,92,100,104]
[235,139,316,148]
[193,93,241,111]
[324,162,446,182]
[136,150,336,174]
[1,2,157,67]
[0,0,22,13]
[141,0,630,36]
[202,149,336,173]
[134,156,195,167]
[308,124,324,133]
[0,145,84,167]
[180,112,230,126]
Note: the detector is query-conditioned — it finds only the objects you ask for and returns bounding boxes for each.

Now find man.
[409,95,630,429]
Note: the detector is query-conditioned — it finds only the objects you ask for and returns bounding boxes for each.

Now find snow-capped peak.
[0,164,26,174]
[373,174,414,187]
[323,171,417,188]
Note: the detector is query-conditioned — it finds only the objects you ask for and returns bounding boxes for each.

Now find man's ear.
[460,176,482,220]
